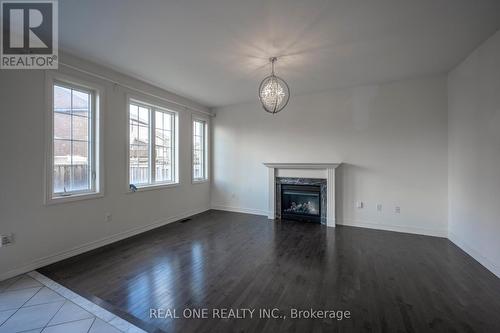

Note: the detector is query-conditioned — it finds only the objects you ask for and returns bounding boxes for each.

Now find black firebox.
[281,184,321,223]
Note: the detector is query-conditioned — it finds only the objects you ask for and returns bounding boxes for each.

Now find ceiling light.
[258,57,290,114]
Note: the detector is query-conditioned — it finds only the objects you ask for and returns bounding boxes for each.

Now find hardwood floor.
[39,210,500,333]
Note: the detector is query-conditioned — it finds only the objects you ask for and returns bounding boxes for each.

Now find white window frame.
[126,96,179,191]
[192,115,209,183]
[45,72,104,204]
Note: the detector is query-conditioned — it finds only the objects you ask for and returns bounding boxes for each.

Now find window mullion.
[171,114,175,182]
[202,124,205,179]
[150,107,156,184]
[69,89,74,192]
[192,123,195,178]
[201,125,204,179]
[90,93,95,192]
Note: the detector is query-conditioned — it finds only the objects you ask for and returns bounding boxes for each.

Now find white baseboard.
[211,204,268,216]
[338,219,448,238]
[448,231,500,278]
[6,207,497,283]
[0,206,210,282]
[210,208,446,237]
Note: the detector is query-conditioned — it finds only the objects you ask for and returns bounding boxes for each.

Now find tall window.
[129,100,177,187]
[51,82,99,198]
[192,119,208,181]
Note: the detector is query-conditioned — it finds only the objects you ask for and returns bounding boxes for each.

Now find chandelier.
[258,57,290,114]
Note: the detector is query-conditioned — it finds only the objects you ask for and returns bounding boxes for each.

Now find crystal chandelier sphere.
[259,74,290,114]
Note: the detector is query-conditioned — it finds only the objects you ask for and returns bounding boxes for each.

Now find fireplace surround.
[263,163,341,227]
[277,178,327,224]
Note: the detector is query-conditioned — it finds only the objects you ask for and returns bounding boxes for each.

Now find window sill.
[46,192,104,205]
[192,179,209,184]
[127,182,180,193]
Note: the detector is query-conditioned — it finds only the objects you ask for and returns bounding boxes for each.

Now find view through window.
[129,101,176,187]
[192,119,207,181]
[52,83,95,196]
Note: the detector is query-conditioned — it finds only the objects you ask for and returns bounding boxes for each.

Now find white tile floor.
[0,272,146,333]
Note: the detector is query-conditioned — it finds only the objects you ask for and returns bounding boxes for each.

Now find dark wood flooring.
[39,210,500,333]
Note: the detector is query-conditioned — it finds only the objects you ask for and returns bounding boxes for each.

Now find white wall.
[2,33,498,282]
[448,31,500,278]
[212,76,448,237]
[0,53,211,280]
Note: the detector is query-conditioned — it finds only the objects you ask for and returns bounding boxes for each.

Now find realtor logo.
[1,0,58,69]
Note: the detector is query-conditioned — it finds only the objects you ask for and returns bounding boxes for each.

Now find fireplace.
[264,163,340,227]
[281,184,321,223]
[275,177,327,224]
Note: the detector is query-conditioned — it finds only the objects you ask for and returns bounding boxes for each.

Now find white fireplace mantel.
[263,163,341,169]
[263,162,341,227]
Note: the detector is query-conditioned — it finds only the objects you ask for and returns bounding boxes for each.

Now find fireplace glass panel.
[281,186,320,216]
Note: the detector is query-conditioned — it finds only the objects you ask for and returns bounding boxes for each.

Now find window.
[50,81,100,200]
[192,119,208,181]
[128,100,178,188]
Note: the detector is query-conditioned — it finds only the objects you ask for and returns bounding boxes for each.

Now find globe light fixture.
[258,57,290,114]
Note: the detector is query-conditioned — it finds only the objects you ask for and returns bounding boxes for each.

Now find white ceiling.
[59,0,500,108]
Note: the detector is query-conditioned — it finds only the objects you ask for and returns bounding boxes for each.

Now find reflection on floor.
[0,272,146,333]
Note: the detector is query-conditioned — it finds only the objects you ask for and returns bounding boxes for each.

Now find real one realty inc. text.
[150,308,351,321]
